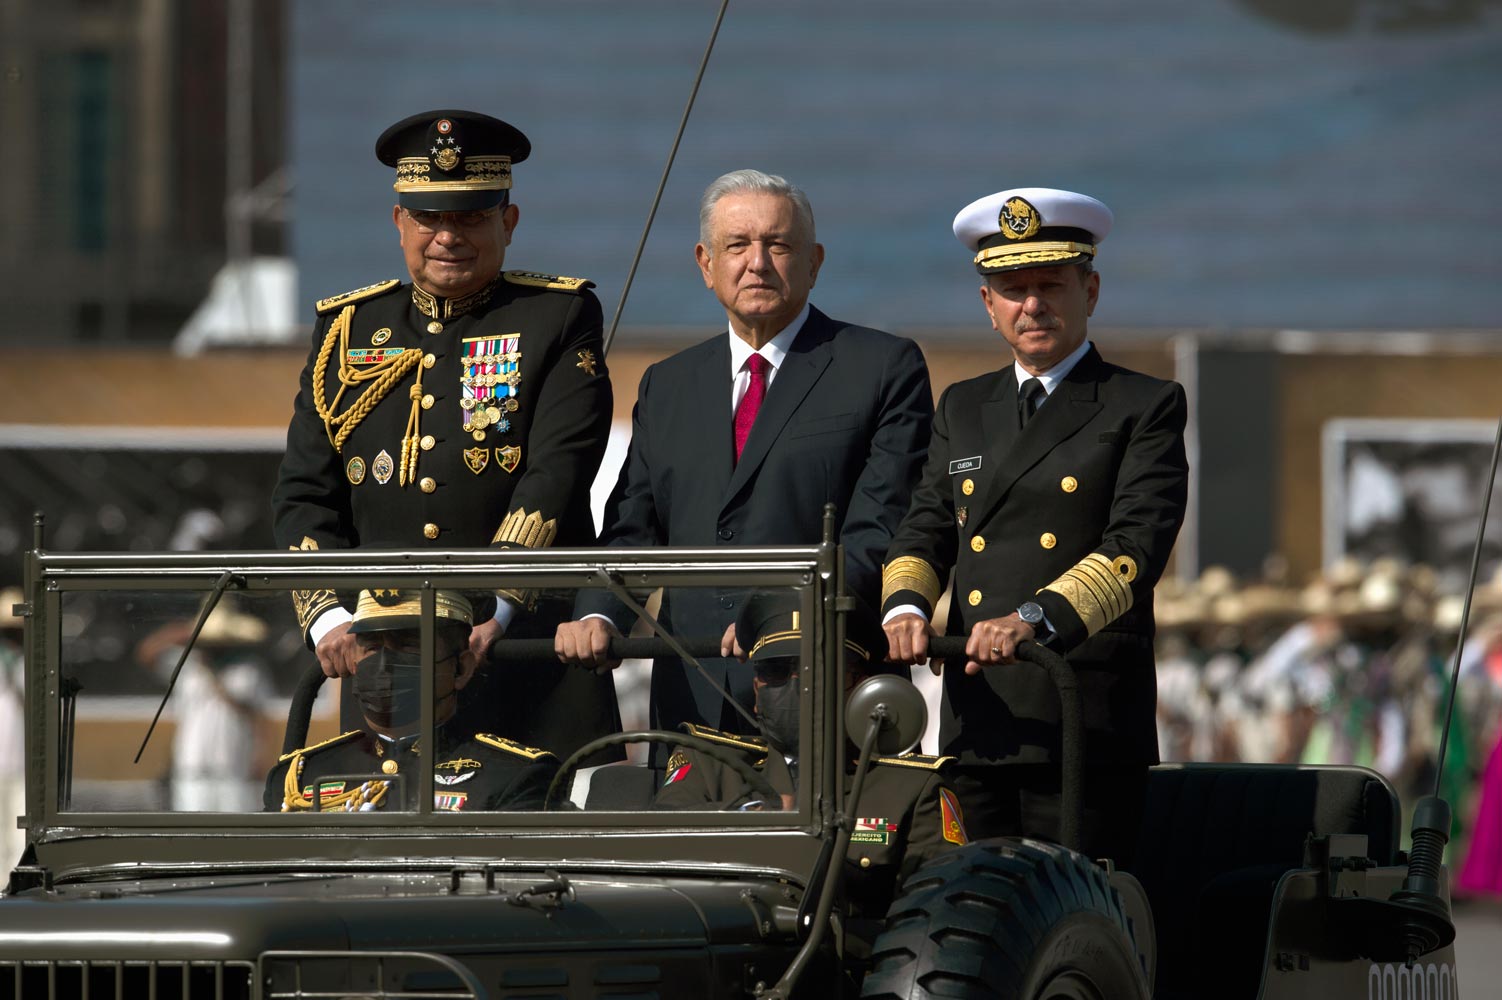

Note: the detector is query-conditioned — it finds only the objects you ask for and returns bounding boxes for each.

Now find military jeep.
[0,530,1462,999]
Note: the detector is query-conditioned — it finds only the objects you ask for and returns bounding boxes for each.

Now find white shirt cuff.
[581,612,619,631]
[882,604,928,625]
[309,607,353,645]
[490,595,517,632]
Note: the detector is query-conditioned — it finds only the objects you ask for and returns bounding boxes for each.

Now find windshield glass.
[49,565,828,824]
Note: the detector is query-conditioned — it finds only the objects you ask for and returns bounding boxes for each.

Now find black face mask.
[757,679,800,753]
[352,648,455,728]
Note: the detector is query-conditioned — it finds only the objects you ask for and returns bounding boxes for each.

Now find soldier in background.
[272,110,617,762]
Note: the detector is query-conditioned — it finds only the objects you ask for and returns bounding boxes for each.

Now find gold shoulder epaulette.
[315,279,402,314]
[873,753,957,771]
[475,733,558,761]
[277,730,363,764]
[682,723,768,752]
[503,270,595,293]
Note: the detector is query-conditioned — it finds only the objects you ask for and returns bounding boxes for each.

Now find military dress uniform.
[881,188,1188,862]
[271,110,618,761]
[654,724,969,917]
[263,725,558,813]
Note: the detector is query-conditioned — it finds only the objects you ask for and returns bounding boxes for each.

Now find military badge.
[939,787,968,845]
[576,349,598,376]
[372,450,394,485]
[999,196,1041,240]
[851,817,898,846]
[498,445,521,474]
[663,760,693,786]
[347,456,367,485]
[463,447,490,475]
[303,781,347,801]
[434,792,468,812]
[434,758,482,785]
[372,328,392,345]
[346,347,407,365]
[957,506,968,528]
[460,333,522,441]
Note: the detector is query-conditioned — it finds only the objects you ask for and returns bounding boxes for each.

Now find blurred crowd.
[1153,556,1502,887]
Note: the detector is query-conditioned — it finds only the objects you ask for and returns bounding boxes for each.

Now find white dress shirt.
[727,303,810,412]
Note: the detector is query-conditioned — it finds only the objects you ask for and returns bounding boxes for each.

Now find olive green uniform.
[654,725,969,916]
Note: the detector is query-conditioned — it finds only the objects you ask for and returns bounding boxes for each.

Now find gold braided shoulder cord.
[281,753,391,812]
[311,305,424,460]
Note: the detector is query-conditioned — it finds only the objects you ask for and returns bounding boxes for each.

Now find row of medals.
[460,357,521,441]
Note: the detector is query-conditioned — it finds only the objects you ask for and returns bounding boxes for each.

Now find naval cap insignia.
[436,118,453,134]
[999,196,1041,240]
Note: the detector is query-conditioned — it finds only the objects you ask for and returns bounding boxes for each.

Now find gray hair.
[698,169,816,247]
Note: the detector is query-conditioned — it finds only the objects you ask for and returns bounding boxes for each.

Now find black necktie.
[1019,377,1046,428]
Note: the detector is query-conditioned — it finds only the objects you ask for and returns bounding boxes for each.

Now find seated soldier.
[265,589,558,813]
[655,592,969,914]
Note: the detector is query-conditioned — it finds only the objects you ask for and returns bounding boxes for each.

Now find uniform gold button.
[968,589,983,606]
[859,857,872,869]
[419,477,436,494]
[970,535,986,553]
[423,353,436,369]
[420,435,435,451]
[962,478,975,496]
[423,523,439,540]
[421,394,434,410]
[427,320,443,334]
[1040,532,1057,549]
[381,760,398,775]
[1061,476,1078,493]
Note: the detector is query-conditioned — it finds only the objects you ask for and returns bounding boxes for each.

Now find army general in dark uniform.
[272,110,618,761]
[882,188,1189,865]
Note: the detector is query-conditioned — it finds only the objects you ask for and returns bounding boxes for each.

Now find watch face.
[1018,602,1045,625]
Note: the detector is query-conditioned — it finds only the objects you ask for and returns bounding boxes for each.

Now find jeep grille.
[0,960,254,1000]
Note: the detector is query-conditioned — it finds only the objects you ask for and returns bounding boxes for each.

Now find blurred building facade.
[0,0,285,344]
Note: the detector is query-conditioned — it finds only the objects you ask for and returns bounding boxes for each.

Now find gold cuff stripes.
[882,556,942,608]
[288,536,341,634]
[491,508,559,549]
[1041,552,1139,637]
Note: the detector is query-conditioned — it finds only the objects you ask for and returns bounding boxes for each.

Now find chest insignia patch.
[347,456,367,485]
[663,762,693,786]
[372,449,394,486]
[498,445,521,474]
[949,456,982,475]
[346,347,407,366]
[463,447,489,475]
[434,792,469,811]
[940,787,968,845]
[435,758,482,785]
[303,780,347,800]
[372,328,392,345]
[956,506,968,528]
[851,817,898,846]
[460,334,522,441]
[576,349,598,376]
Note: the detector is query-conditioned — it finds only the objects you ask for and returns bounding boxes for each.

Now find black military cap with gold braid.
[953,187,1113,275]
[349,588,474,635]
[375,110,531,212]
[734,590,881,667]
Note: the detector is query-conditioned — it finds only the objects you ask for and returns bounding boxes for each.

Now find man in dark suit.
[555,169,933,740]
[882,188,1188,865]
[272,110,618,761]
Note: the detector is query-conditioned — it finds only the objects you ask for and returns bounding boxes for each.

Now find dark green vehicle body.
[0,541,1462,998]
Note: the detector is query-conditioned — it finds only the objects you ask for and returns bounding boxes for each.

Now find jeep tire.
[860,839,1149,1000]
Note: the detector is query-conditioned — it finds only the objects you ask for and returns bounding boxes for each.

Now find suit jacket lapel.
[689,336,735,497]
[722,308,835,504]
[959,375,1018,511]
[976,347,1105,525]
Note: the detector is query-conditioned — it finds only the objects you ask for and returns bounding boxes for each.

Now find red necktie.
[733,353,771,461]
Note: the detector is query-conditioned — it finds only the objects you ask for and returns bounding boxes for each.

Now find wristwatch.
[1016,601,1046,627]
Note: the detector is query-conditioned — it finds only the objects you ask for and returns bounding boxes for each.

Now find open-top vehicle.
[1,520,1460,998]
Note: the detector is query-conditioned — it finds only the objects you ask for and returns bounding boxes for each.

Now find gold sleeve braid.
[882,556,942,608]
[1040,552,1139,637]
[491,509,559,607]
[289,536,341,634]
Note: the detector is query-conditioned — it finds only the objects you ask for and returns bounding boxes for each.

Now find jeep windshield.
[18,545,850,886]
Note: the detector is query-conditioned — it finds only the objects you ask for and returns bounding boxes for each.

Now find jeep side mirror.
[844,674,927,756]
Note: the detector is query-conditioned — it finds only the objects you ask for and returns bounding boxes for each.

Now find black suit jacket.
[583,306,933,733]
[883,345,1188,767]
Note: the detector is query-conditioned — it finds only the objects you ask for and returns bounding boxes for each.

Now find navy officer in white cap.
[880,188,1188,866]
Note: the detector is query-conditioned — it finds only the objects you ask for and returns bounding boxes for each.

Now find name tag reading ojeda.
[949,456,982,475]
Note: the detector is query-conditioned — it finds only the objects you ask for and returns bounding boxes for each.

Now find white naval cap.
[953,187,1113,274]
